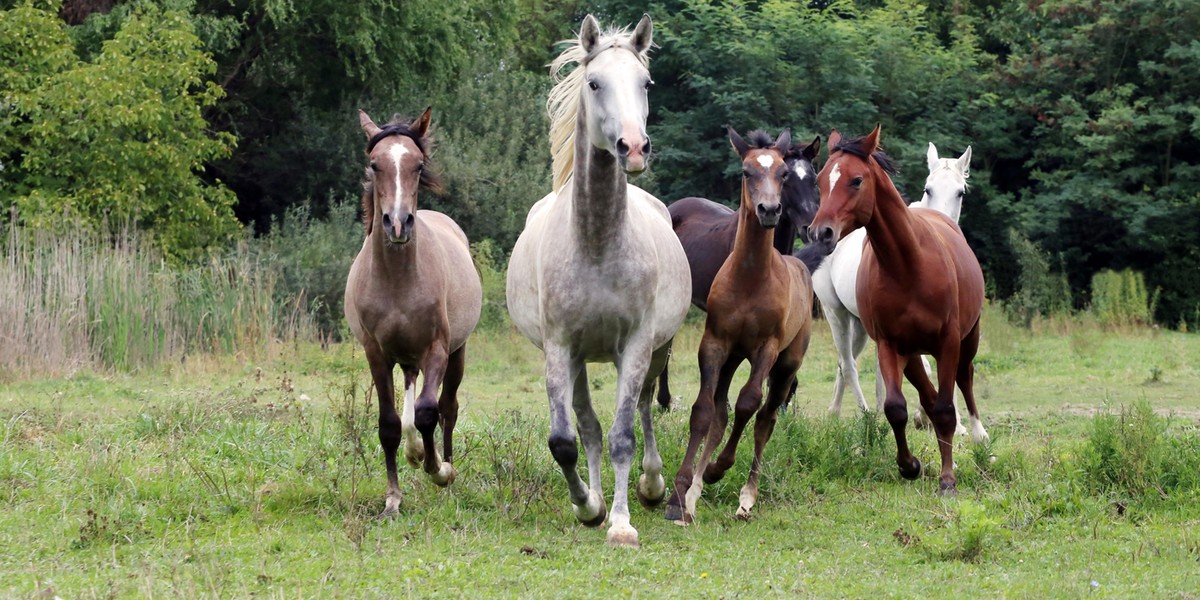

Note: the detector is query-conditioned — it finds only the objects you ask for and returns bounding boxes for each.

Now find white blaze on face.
[828,162,842,196]
[794,161,811,181]
[756,154,774,169]
[387,143,410,218]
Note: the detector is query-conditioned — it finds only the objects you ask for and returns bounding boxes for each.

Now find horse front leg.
[664,336,729,524]
[636,341,672,508]
[705,342,779,485]
[606,334,656,547]
[878,343,921,480]
[738,357,799,521]
[365,343,403,517]
[416,342,455,486]
[544,343,605,527]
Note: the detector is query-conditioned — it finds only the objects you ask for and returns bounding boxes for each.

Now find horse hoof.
[575,492,607,528]
[606,526,640,548]
[899,458,922,481]
[430,462,456,487]
[672,512,695,527]
[636,474,666,508]
[377,495,402,519]
[938,480,958,497]
[404,446,424,469]
[663,502,683,521]
[735,506,753,521]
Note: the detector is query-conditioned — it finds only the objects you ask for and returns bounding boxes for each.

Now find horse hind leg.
[400,368,423,469]
[655,346,673,412]
[434,344,467,485]
[366,345,403,517]
[572,363,606,513]
[912,355,967,437]
[958,320,989,445]
[636,342,672,508]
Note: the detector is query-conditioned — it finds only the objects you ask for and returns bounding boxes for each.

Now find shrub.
[1006,229,1072,327]
[1078,400,1200,502]
[1090,269,1155,328]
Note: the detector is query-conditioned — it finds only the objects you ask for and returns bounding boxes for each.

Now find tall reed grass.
[0,224,315,378]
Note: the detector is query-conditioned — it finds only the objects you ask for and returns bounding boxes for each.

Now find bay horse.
[655,135,823,408]
[816,142,989,445]
[809,126,984,495]
[344,108,483,516]
[505,14,691,547]
[664,128,814,524]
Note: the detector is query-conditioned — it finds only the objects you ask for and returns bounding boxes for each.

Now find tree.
[1,2,238,261]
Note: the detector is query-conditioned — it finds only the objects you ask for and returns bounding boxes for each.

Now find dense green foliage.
[2,0,1199,327]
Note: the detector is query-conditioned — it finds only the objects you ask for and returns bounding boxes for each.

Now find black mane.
[831,134,897,176]
[746,129,780,150]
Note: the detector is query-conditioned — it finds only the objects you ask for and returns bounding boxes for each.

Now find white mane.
[546,25,650,191]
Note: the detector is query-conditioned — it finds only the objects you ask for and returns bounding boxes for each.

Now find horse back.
[668,197,736,309]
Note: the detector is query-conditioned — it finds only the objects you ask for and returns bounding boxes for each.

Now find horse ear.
[580,14,602,53]
[827,129,842,154]
[412,106,433,139]
[862,124,882,155]
[359,109,382,140]
[927,142,940,172]
[728,126,749,157]
[774,129,792,155]
[958,145,972,179]
[631,14,653,54]
[802,135,821,161]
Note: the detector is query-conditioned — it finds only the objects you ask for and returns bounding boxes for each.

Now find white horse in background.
[506,14,691,548]
[813,143,989,444]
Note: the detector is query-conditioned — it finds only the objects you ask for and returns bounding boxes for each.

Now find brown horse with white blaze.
[664,128,814,524]
[808,126,984,495]
[344,107,483,516]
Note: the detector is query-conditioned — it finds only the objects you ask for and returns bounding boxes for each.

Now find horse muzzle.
[382,211,415,245]
[617,135,651,175]
[756,202,782,229]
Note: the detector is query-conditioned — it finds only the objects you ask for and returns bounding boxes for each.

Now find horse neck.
[570,102,627,248]
[863,172,922,280]
[729,183,777,278]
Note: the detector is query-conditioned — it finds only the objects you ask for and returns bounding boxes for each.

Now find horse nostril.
[404,213,415,230]
[382,213,392,229]
[771,204,782,216]
[819,226,834,243]
[641,140,651,156]
[616,138,630,156]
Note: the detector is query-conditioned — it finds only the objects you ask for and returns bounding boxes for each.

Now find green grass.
[2,311,1199,597]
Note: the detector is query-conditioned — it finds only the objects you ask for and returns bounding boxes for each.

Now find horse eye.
[924,187,932,196]
[369,162,379,172]
[780,169,790,181]
[851,176,864,188]
[588,80,599,91]
[644,79,654,90]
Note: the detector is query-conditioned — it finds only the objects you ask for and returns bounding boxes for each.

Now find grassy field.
[2,307,1199,598]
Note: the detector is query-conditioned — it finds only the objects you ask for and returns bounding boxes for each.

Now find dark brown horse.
[344,108,483,516]
[808,126,984,495]
[664,128,815,524]
[657,135,824,408]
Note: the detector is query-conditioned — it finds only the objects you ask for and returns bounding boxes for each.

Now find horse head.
[578,14,654,174]
[919,142,971,223]
[810,125,897,245]
[729,126,794,229]
[783,135,822,242]
[358,107,442,245]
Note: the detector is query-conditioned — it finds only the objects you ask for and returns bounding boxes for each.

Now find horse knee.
[548,434,578,470]
[378,413,402,450]
[414,405,439,435]
[608,428,635,464]
[883,399,909,428]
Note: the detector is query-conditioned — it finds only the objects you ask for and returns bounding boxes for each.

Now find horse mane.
[547,24,652,191]
[360,115,444,235]
[831,134,897,177]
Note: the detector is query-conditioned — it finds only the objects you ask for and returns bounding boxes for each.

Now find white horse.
[813,143,989,444]
[506,14,691,548]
